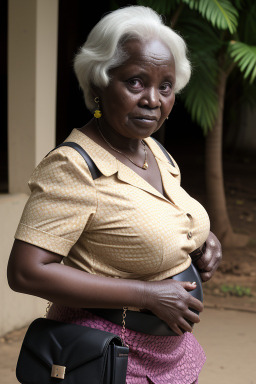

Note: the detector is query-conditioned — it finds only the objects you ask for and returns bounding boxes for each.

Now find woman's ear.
[91,84,101,99]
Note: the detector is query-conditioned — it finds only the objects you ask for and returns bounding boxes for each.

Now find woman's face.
[97,38,176,140]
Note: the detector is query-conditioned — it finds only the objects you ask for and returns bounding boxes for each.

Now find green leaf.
[174,9,221,133]
[180,63,219,133]
[229,41,256,83]
[178,11,222,52]
[182,0,238,33]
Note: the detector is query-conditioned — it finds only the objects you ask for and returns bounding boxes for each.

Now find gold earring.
[94,97,102,118]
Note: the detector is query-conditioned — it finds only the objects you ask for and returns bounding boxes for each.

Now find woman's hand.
[142,279,203,336]
[194,231,222,282]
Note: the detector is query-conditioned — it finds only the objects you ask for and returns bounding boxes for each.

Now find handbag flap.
[19,318,122,373]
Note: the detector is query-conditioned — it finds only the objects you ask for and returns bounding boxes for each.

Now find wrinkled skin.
[195,231,222,282]
[143,279,203,335]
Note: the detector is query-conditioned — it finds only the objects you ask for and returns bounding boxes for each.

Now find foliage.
[182,0,239,33]
[136,0,256,133]
[176,10,222,133]
[220,284,252,297]
[228,41,256,84]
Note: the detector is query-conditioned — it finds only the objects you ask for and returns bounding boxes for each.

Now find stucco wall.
[0,194,46,337]
[2,0,58,336]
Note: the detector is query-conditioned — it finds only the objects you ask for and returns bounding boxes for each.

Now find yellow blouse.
[15,128,210,281]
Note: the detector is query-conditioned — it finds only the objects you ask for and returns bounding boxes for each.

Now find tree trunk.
[205,68,248,248]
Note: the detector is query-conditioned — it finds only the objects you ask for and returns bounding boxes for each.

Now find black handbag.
[16,317,129,384]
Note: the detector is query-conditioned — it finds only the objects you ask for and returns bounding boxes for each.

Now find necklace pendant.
[142,161,148,170]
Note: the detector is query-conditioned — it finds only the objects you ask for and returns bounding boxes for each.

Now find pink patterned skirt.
[47,304,205,384]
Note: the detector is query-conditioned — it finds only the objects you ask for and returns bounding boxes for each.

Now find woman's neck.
[95,118,142,154]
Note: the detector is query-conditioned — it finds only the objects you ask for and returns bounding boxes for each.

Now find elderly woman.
[8,6,221,384]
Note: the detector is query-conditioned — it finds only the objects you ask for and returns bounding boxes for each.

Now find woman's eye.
[160,82,173,94]
[127,78,143,89]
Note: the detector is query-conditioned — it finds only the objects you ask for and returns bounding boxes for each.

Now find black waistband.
[86,264,203,336]
[87,308,181,336]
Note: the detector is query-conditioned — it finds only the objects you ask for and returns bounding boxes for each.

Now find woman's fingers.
[177,318,193,333]
[180,281,198,291]
[188,295,204,313]
[200,270,214,282]
[167,313,196,334]
[144,279,203,333]
[198,257,220,281]
[185,308,201,324]
[169,323,184,336]
[179,281,204,313]
[195,231,222,282]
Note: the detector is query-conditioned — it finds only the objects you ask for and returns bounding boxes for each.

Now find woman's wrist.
[138,281,151,310]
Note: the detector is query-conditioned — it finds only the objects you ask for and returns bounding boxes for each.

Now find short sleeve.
[15,147,97,256]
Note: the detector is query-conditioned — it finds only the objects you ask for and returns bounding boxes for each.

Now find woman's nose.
[140,87,161,109]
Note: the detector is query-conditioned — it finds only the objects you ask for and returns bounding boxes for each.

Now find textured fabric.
[15,129,210,281]
[47,304,205,384]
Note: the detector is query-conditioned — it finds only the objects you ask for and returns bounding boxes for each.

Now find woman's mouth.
[132,115,159,127]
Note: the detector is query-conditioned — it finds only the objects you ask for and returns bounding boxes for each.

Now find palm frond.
[174,9,221,133]
[182,0,238,33]
[177,10,222,52]
[180,63,219,134]
[228,41,256,83]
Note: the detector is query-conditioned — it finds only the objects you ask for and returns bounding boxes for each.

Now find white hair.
[73,6,191,111]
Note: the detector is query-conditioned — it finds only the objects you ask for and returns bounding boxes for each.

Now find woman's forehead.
[121,38,174,66]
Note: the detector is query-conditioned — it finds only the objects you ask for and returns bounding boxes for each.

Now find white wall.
[0,194,46,336]
[1,0,58,336]
[8,0,58,194]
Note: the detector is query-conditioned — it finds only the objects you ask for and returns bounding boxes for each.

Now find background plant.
[135,0,256,247]
[220,284,252,297]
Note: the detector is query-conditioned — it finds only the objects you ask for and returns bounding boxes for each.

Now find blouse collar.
[69,128,179,178]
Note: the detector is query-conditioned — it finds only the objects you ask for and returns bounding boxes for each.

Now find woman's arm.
[7,239,145,309]
[7,239,203,335]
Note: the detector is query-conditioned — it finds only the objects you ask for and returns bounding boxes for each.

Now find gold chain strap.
[121,307,129,347]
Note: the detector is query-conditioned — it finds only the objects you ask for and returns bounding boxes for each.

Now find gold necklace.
[96,120,149,170]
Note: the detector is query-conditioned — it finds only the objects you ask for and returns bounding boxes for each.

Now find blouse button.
[187,231,192,240]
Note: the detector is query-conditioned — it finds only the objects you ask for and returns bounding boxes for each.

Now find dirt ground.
[0,152,255,383]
